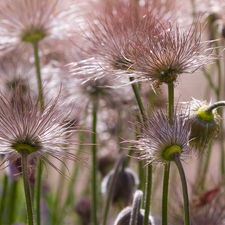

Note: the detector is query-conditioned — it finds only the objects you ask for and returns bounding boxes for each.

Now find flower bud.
[101,168,139,206]
[181,98,221,154]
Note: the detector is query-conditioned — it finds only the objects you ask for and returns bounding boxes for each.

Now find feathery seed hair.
[0,86,88,175]
[128,19,218,88]
[132,106,191,166]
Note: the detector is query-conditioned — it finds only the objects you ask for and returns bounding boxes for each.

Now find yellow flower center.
[22,29,46,43]
[13,143,37,154]
[11,138,41,155]
[163,145,182,161]
[196,106,214,122]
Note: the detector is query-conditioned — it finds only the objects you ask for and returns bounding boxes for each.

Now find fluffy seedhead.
[180,98,221,154]
[0,0,81,55]
[128,19,218,89]
[68,0,175,85]
[0,53,36,95]
[132,107,191,166]
[0,86,88,175]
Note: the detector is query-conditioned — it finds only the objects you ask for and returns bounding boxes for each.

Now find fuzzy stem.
[129,77,146,118]
[92,100,98,225]
[204,101,225,114]
[218,108,225,175]
[173,154,190,225]
[102,154,126,225]
[199,141,213,190]
[144,165,152,225]
[129,77,150,210]
[129,190,143,225]
[168,82,174,124]
[0,174,8,224]
[21,153,34,225]
[212,24,225,175]
[32,40,44,111]
[162,163,170,225]
[32,39,44,225]
[162,82,174,225]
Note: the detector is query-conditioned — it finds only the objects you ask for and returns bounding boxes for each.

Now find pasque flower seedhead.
[68,0,175,86]
[128,19,218,88]
[0,86,88,173]
[0,0,81,55]
[132,107,191,166]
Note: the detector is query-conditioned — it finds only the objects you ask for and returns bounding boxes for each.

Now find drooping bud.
[181,98,222,154]
[101,168,139,206]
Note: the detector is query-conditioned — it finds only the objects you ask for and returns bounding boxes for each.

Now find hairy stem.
[129,77,146,118]
[92,100,98,225]
[199,142,213,190]
[162,163,170,225]
[144,165,153,225]
[168,82,174,124]
[32,40,44,225]
[174,154,190,225]
[32,40,44,111]
[130,190,143,225]
[162,82,174,225]
[21,153,34,225]
[204,101,225,114]
[212,24,224,176]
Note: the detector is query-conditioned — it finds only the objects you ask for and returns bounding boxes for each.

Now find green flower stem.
[130,190,143,225]
[204,101,225,114]
[162,82,174,225]
[0,174,8,224]
[162,163,170,225]
[139,160,145,198]
[168,82,174,124]
[129,77,152,215]
[92,100,98,225]
[144,165,152,225]
[198,141,213,190]
[32,40,44,111]
[129,77,146,118]
[212,24,225,175]
[173,154,190,225]
[218,109,225,175]
[102,154,126,225]
[32,39,44,225]
[7,180,18,225]
[21,152,34,225]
